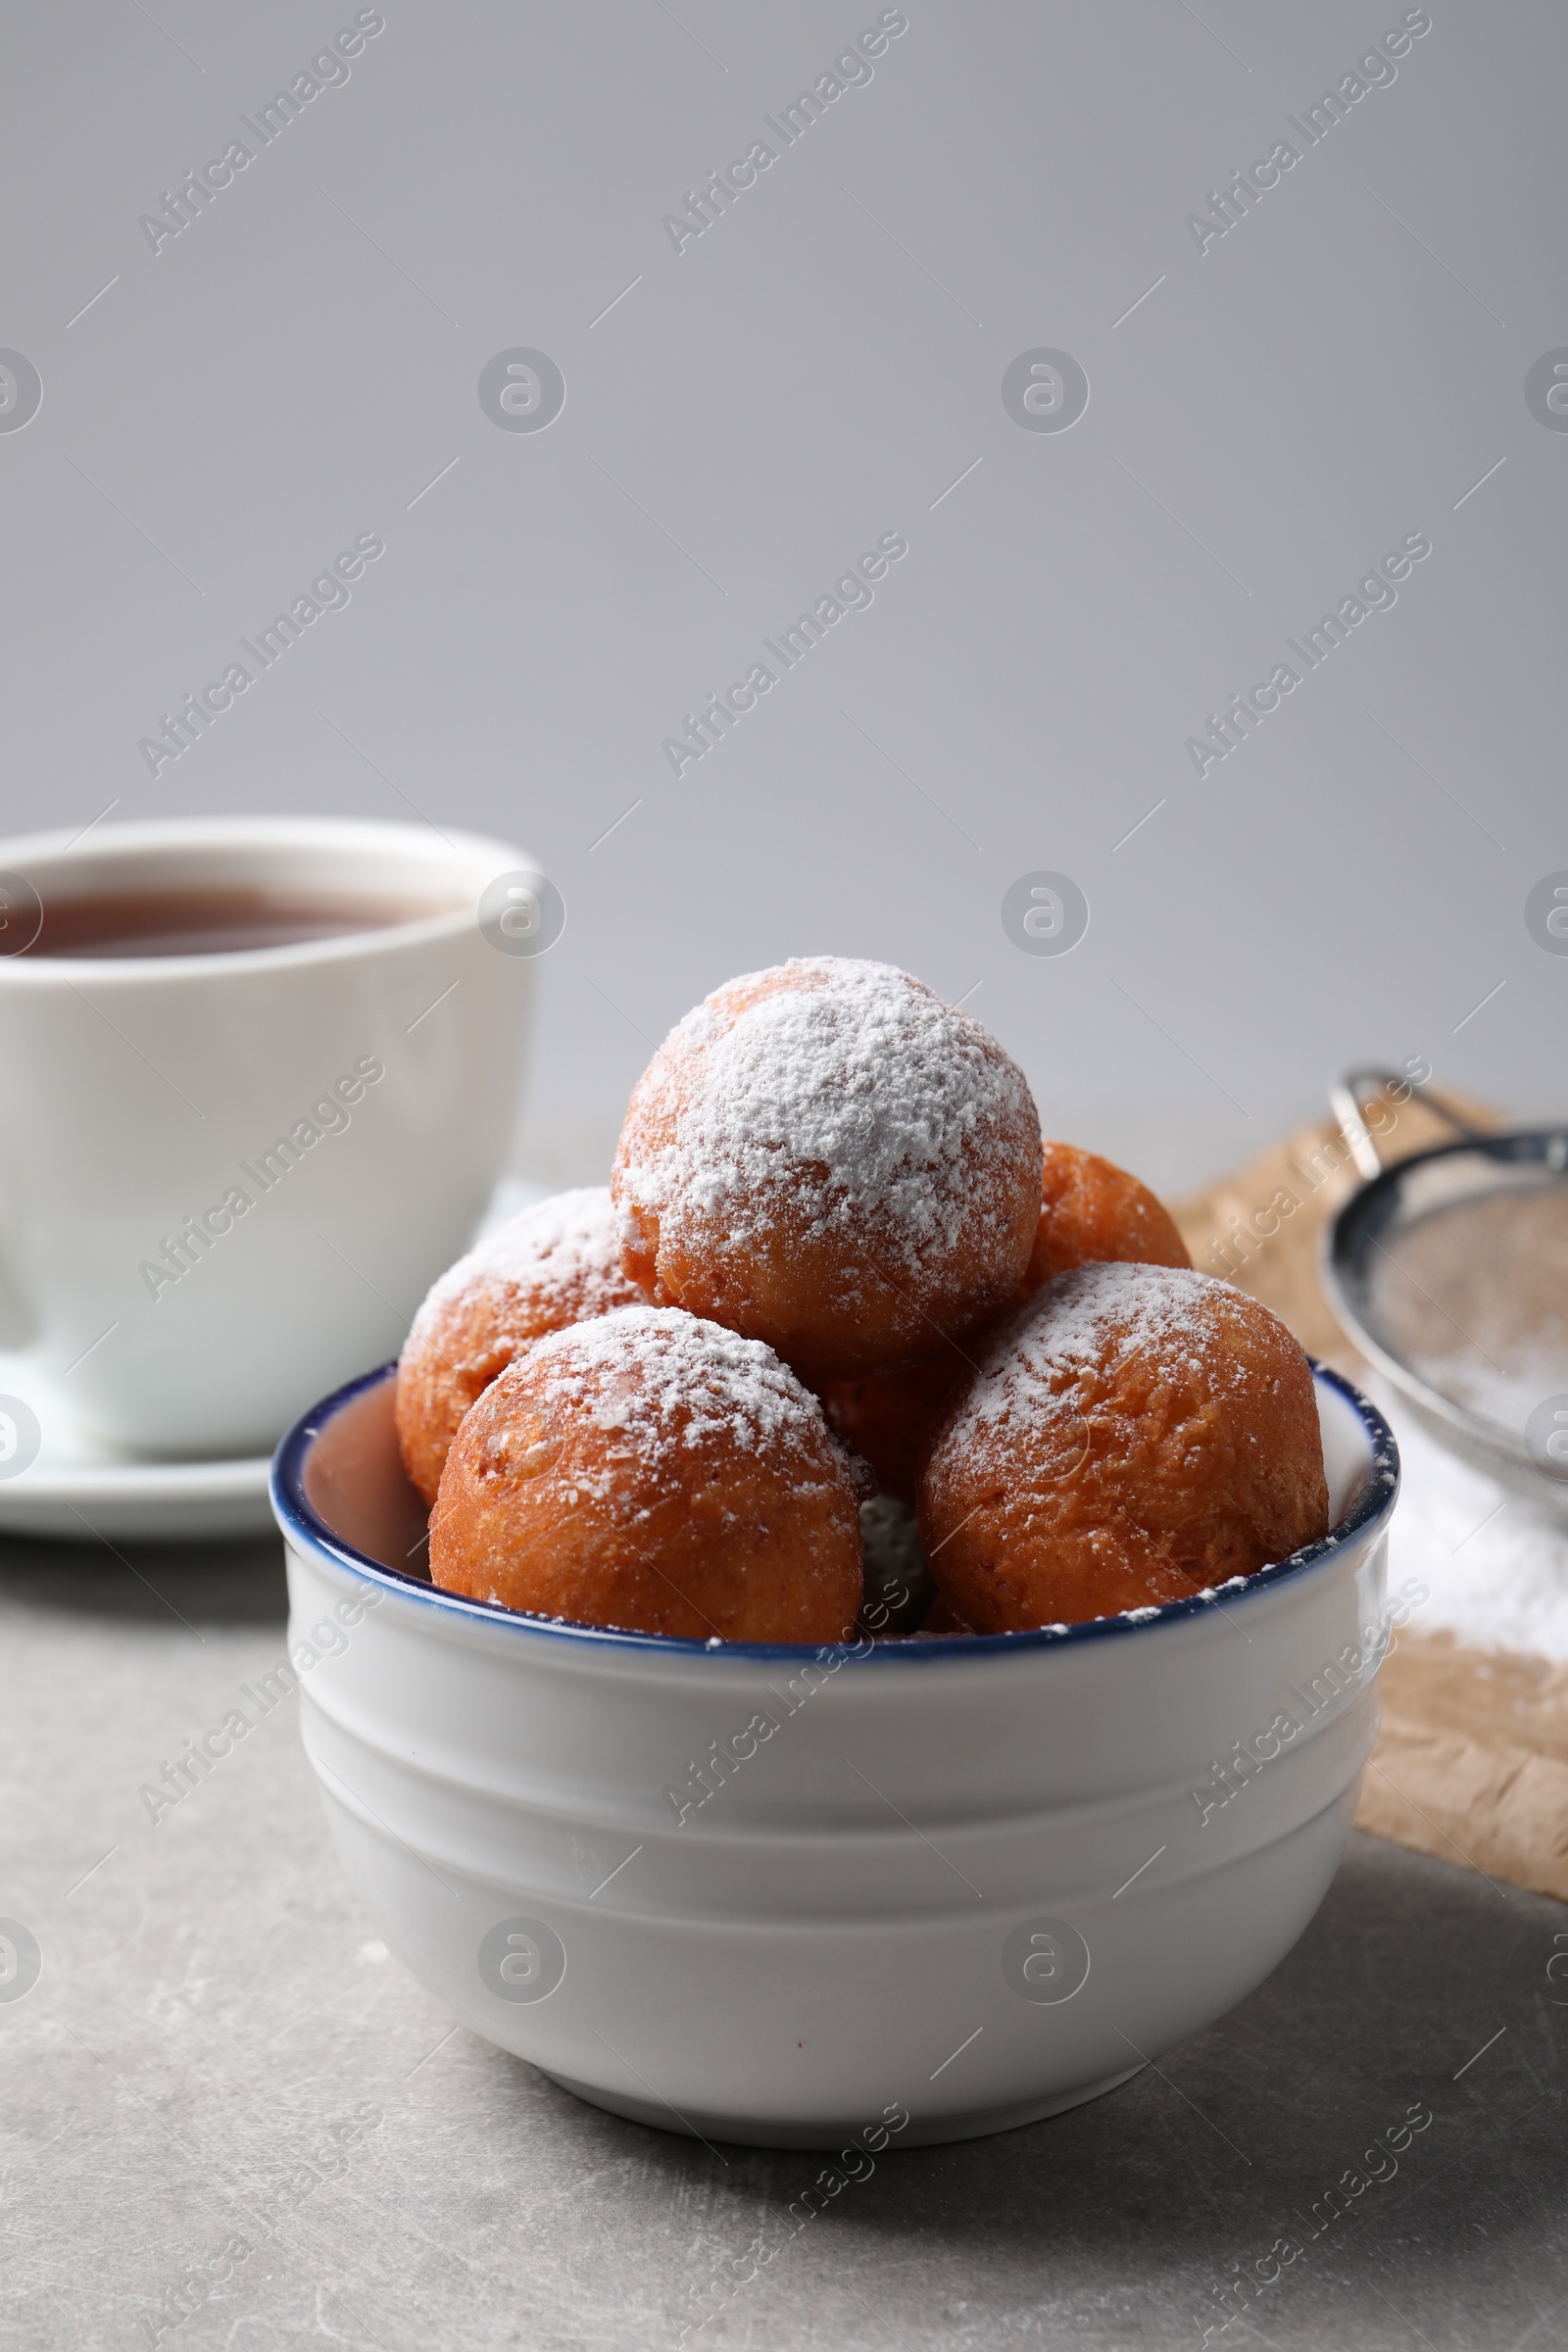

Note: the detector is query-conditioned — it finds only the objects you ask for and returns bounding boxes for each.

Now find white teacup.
[0,816,540,1458]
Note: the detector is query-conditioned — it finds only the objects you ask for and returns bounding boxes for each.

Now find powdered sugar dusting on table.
[619,958,1038,1267]
[1376,1377,1568,1663]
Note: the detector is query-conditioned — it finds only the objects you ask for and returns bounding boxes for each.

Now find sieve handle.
[1329,1066,1482,1182]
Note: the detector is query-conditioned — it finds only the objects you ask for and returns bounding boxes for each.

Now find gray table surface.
[2,1529,1564,2352]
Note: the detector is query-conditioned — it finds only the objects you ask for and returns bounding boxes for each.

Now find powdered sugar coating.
[512,1305,846,1493]
[395,1187,646,1503]
[612,958,1042,1378]
[416,1187,637,1330]
[919,1261,1329,1631]
[430,1305,865,1641]
[621,958,1034,1258]
[961,1261,1258,1444]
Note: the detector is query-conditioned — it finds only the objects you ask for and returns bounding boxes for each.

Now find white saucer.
[0,1349,273,1543]
[0,1180,547,1547]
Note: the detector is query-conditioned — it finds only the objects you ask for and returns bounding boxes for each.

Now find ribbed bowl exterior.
[277,1368,1395,2148]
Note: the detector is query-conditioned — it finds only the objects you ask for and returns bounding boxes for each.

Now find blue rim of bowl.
[271,1359,1399,1664]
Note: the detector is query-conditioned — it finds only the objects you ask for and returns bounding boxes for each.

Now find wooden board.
[1170,1087,1568,1904]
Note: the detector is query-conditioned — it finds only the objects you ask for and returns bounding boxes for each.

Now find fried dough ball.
[817,1350,971,1506]
[918,1263,1329,1632]
[429,1306,865,1642]
[612,958,1042,1385]
[1028,1142,1191,1287]
[819,1144,1190,1500]
[395,1188,646,1505]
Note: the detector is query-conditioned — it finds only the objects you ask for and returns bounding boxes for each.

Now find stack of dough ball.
[918,1263,1328,1632]
[819,1143,1192,1502]
[395,1187,645,1505]
[611,957,1043,1385]
[404,966,1333,1650]
[428,1305,865,1642]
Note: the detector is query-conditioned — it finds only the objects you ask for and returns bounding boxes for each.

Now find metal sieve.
[1322,1068,1568,1527]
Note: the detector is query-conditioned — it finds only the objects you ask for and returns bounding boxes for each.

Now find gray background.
[3,0,1563,1195]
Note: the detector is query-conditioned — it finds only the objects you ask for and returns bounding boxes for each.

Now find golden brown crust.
[1027,1142,1192,1288]
[818,1145,1190,1502]
[429,1306,865,1642]
[611,958,1043,1382]
[817,1348,975,1506]
[395,1189,646,1505]
[918,1263,1328,1632]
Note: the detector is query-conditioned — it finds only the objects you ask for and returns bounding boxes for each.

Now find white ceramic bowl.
[272,1362,1398,2150]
